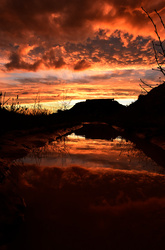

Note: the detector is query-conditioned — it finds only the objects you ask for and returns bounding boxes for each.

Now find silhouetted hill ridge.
[119,82,165,134]
[129,82,165,116]
[68,99,125,118]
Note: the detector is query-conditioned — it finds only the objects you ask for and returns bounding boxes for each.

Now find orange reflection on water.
[9,129,165,250]
[22,132,165,176]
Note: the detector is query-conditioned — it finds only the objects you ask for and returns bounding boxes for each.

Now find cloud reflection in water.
[21,132,164,175]
[9,126,165,250]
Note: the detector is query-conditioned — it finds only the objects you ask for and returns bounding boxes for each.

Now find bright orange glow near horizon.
[0,0,165,107]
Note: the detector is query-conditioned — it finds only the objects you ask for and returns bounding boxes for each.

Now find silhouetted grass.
[0,92,52,133]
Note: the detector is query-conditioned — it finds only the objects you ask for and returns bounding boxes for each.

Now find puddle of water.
[3,124,165,250]
[20,132,165,175]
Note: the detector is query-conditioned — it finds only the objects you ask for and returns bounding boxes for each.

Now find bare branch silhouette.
[140,7,165,94]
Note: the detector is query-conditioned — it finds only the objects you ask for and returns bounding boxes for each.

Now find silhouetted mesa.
[65,99,125,122]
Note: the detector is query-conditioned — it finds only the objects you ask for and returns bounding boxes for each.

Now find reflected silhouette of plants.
[26,135,71,166]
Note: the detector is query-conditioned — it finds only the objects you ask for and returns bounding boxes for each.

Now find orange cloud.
[5,52,42,71]
[0,1,164,43]
[0,0,164,72]
[0,0,164,104]
[74,59,91,71]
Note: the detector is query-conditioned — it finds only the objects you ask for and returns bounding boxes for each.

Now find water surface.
[5,124,165,250]
[21,127,164,175]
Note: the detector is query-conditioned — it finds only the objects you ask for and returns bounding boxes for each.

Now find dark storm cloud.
[0,0,164,42]
[65,30,155,67]
[5,29,155,71]
[0,0,164,71]
[42,49,66,68]
[74,59,91,71]
[5,52,42,71]
[5,49,66,71]
[0,0,94,42]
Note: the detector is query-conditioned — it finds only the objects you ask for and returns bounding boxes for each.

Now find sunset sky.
[0,0,165,108]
